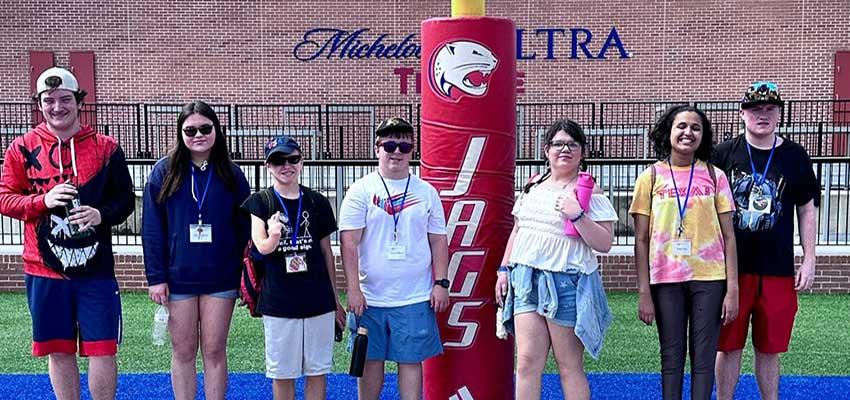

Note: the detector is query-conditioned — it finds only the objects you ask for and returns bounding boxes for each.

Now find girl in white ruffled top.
[495,119,618,400]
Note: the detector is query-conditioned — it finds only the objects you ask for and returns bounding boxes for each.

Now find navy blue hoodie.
[142,158,251,294]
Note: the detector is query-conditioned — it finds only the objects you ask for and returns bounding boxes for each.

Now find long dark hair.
[523,119,588,193]
[156,101,237,203]
[649,105,714,162]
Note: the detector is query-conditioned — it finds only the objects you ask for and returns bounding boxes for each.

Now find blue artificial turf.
[1,372,848,399]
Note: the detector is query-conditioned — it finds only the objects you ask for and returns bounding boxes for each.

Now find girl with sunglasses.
[629,105,738,400]
[142,100,251,400]
[240,136,344,400]
[495,119,617,400]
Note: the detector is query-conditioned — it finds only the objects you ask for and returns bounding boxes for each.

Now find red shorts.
[718,274,797,353]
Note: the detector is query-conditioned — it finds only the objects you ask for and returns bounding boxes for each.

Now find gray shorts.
[263,311,335,379]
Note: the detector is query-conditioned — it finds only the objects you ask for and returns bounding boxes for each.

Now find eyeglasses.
[268,154,303,166]
[378,141,414,154]
[549,141,581,152]
[182,124,214,137]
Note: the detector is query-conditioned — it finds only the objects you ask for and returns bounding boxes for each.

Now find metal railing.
[0,158,845,247]
[1,99,848,246]
[2,100,847,160]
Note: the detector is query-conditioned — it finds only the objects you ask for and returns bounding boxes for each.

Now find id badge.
[387,244,407,260]
[189,224,212,243]
[285,253,308,273]
[671,239,692,256]
[748,190,772,215]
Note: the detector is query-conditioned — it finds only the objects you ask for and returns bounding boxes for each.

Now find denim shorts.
[511,266,580,328]
[347,300,443,363]
[170,289,239,302]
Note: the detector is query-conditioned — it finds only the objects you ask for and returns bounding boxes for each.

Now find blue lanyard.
[272,188,303,246]
[379,174,411,242]
[190,165,212,224]
[745,135,778,186]
[667,159,695,238]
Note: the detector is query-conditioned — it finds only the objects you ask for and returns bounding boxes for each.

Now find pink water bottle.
[564,172,595,237]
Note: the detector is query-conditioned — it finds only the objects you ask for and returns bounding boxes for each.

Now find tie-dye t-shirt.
[629,161,735,284]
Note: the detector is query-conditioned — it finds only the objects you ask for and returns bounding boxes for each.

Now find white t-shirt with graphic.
[338,171,447,307]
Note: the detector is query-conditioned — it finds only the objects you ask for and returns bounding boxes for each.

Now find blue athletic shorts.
[25,275,122,357]
[169,289,239,302]
[347,300,443,363]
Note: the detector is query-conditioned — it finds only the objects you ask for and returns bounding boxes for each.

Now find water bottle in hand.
[335,321,344,342]
[564,172,595,237]
[349,327,369,377]
[152,305,169,346]
[63,183,89,238]
[496,306,508,340]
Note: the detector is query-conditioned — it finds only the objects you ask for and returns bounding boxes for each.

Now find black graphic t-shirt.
[240,186,338,318]
[712,135,820,276]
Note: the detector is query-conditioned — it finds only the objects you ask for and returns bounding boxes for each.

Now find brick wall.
[596,255,850,294]
[1,253,848,294]
[1,1,848,104]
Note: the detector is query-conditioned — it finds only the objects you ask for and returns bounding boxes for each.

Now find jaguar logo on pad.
[429,40,498,102]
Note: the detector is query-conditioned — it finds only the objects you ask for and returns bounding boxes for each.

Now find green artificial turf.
[0,292,846,375]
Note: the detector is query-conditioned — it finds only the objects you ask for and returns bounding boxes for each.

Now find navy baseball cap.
[264,136,302,161]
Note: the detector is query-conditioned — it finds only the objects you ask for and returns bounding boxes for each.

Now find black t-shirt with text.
[712,135,820,276]
[240,186,338,318]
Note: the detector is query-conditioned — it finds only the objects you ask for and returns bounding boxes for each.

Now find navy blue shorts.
[25,275,122,357]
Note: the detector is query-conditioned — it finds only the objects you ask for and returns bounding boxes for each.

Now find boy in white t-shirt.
[338,117,450,400]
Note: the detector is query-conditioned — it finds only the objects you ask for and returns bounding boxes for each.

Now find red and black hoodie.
[0,123,135,279]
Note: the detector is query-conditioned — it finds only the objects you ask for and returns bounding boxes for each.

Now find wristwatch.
[434,278,451,289]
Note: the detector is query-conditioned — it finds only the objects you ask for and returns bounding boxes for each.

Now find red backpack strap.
[239,188,276,318]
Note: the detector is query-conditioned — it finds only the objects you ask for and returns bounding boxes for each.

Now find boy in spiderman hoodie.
[0,67,134,399]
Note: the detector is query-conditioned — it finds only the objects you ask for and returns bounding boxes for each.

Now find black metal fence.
[1,100,848,246]
[0,158,846,247]
[2,100,847,160]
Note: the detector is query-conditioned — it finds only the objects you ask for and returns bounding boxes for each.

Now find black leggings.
[651,280,726,400]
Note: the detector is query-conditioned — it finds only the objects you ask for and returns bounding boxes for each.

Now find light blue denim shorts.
[347,300,443,363]
[511,265,580,327]
[169,289,239,302]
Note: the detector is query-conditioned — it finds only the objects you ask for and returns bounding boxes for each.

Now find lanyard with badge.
[668,159,695,256]
[380,174,411,261]
[189,165,213,243]
[272,188,308,273]
[745,136,777,216]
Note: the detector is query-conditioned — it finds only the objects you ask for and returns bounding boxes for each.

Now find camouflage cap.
[741,81,784,109]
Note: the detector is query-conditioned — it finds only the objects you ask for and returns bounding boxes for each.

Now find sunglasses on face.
[268,154,303,166]
[549,141,581,152]
[378,141,414,154]
[182,124,214,137]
